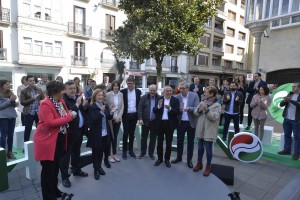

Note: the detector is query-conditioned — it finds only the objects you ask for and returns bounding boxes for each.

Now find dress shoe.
[187,162,193,169]
[98,167,106,175]
[171,158,182,164]
[244,126,251,131]
[154,160,162,166]
[278,150,291,155]
[7,151,16,159]
[138,153,145,159]
[108,156,115,163]
[73,170,88,177]
[129,151,137,158]
[165,161,171,168]
[203,165,212,177]
[149,154,155,160]
[292,153,300,160]
[61,193,74,200]
[104,161,111,168]
[94,170,100,180]
[62,179,71,188]
[122,152,127,160]
[113,154,120,162]
[193,162,203,172]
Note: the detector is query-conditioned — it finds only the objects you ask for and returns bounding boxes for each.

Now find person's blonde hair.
[90,89,106,105]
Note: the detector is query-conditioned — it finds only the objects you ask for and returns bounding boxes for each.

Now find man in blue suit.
[245,73,267,130]
[153,86,180,168]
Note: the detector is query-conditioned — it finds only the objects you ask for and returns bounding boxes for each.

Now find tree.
[111,0,223,85]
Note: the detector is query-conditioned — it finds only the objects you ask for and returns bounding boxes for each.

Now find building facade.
[245,0,300,85]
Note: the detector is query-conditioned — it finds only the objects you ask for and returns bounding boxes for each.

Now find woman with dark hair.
[0,80,18,159]
[55,76,64,83]
[193,86,221,176]
[73,77,83,96]
[34,81,77,200]
[237,75,248,124]
[250,86,271,140]
[106,80,124,162]
[87,89,112,180]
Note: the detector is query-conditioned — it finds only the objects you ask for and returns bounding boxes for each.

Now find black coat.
[120,88,141,117]
[223,91,244,114]
[137,93,160,126]
[189,83,204,99]
[86,103,112,149]
[153,96,180,131]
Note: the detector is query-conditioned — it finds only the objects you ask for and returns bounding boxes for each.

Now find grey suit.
[175,92,200,162]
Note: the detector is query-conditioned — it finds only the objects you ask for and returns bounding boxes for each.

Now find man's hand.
[235,96,239,101]
[184,107,189,112]
[164,104,170,110]
[10,95,17,101]
[69,110,77,119]
[284,96,291,102]
[34,94,40,99]
[76,96,83,107]
[180,103,184,110]
[226,95,230,99]
[100,105,105,113]
[193,88,199,92]
[158,99,163,107]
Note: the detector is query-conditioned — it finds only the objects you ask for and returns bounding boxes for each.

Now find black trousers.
[111,121,121,155]
[24,114,39,142]
[141,121,157,156]
[60,128,83,180]
[223,113,240,138]
[240,101,245,124]
[176,121,195,162]
[157,121,174,161]
[247,104,253,127]
[92,136,107,169]
[122,113,137,152]
[40,133,65,200]
[21,112,25,126]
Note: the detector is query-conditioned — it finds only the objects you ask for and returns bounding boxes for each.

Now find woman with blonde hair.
[86,89,112,180]
[193,86,221,176]
[0,80,18,159]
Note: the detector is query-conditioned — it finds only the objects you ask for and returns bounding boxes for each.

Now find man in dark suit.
[172,82,199,168]
[60,81,88,188]
[120,77,141,159]
[222,82,244,141]
[189,77,204,100]
[153,86,180,168]
[245,73,267,130]
[137,84,160,160]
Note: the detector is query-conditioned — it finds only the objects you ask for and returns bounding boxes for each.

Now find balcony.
[0,48,7,60]
[71,56,88,66]
[0,8,10,25]
[129,61,140,69]
[101,0,119,10]
[214,28,224,34]
[171,66,178,73]
[67,22,92,38]
[100,29,114,42]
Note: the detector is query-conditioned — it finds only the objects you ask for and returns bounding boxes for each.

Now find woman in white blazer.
[106,80,124,162]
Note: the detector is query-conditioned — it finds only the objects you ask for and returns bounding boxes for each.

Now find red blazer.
[34,97,73,161]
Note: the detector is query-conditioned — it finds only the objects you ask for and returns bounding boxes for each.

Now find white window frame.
[45,42,53,56]
[54,41,62,57]
[34,40,43,55]
[23,37,32,53]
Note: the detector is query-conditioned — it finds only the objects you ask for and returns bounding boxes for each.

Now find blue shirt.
[29,89,39,115]
[226,91,238,115]
[150,96,156,121]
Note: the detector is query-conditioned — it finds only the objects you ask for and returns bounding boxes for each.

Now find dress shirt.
[286,94,299,120]
[181,93,189,121]
[113,92,119,108]
[162,97,170,120]
[150,96,156,121]
[127,89,136,113]
[226,91,238,115]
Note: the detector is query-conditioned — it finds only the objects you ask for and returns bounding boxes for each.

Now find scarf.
[49,96,69,134]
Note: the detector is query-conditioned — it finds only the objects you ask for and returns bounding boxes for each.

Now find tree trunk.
[155,57,163,88]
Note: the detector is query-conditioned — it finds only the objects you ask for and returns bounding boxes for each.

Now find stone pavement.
[1,145,300,200]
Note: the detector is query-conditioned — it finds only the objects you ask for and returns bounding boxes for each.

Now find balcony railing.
[68,22,92,37]
[129,61,140,69]
[213,47,224,52]
[217,10,226,16]
[205,23,212,28]
[101,0,118,7]
[0,48,7,60]
[100,29,114,41]
[171,66,178,73]
[71,56,88,66]
[1,8,10,22]
[214,28,225,34]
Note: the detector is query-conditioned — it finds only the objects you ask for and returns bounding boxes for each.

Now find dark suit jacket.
[189,83,204,99]
[246,80,267,104]
[138,93,160,126]
[120,88,141,117]
[153,96,180,131]
[223,91,244,114]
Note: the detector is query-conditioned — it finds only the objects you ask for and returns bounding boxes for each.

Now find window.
[255,0,263,20]
[54,41,62,57]
[292,15,300,23]
[224,60,233,68]
[272,0,279,17]
[265,0,271,18]
[24,37,32,53]
[225,44,234,54]
[74,41,85,58]
[229,0,237,5]
[195,54,209,66]
[74,7,85,34]
[106,14,116,31]
[45,42,52,56]
[171,56,177,67]
[200,35,210,47]
[34,6,41,18]
[292,0,300,12]
[281,1,289,15]
[228,10,236,21]
[272,19,280,27]
[34,41,42,55]
[282,17,290,25]
[0,31,3,49]
[23,3,31,17]
[238,32,246,41]
[45,8,51,21]
[240,16,244,25]
[226,27,235,37]
[237,47,244,55]
[241,0,245,9]
[237,62,244,70]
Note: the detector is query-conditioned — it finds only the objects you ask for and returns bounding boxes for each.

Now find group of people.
[0,72,299,200]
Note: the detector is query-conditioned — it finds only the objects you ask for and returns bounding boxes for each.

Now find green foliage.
[111,0,223,78]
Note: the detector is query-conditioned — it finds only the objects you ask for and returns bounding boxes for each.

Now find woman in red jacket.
[34,81,77,200]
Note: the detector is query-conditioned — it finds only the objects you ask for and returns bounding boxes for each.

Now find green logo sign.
[269,83,292,123]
